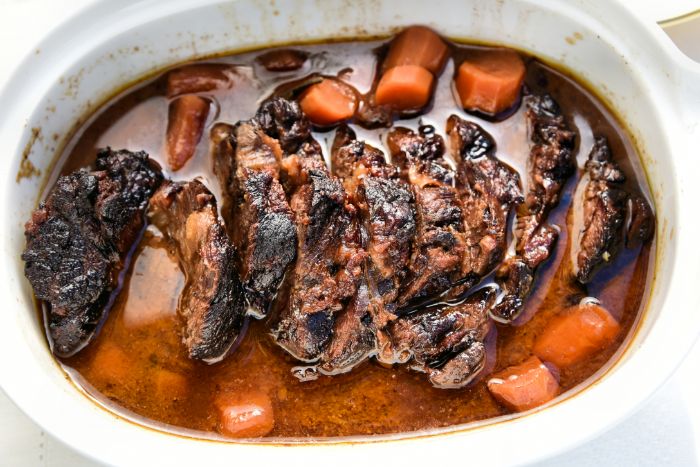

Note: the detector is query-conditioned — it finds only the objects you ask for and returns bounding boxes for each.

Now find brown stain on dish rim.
[16,127,42,182]
[565,31,584,45]
[29,32,663,446]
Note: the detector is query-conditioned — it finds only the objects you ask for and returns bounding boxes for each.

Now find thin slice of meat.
[447,115,522,281]
[387,126,467,309]
[211,120,296,316]
[574,137,627,283]
[386,287,495,388]
[331,125,416,361]
[573,137,655,282]
[22,148,163,356]
[273,142,370,365]
[492,224,558,318]
[491,94,576,322]
[517,94,576,249]
[148,180,246,362]
[261,100,373,370]
[317,215,375,374]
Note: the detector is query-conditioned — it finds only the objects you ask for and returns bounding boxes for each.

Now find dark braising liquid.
[46,39,654,438]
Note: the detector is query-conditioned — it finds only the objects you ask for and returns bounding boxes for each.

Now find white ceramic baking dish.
[0,0,699,465]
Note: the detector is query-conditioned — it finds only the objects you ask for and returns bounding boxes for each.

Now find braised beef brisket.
[574,137,627,283]
[491,94,576,322]
[516,94,576,248]
[386,126,468,307]
[148,180,246,362]
[331,125,415,361]
[273,143,368,364]
[259,99,372,371]
[387,287,495,388]
[573,137,655,282]
[317,214,374,374]
[447,115,523,281]
[22,149,162,356]
[211,120,296,316]
[382,125,497,386]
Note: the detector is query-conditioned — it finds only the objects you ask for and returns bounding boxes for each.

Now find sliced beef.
[516,94,576,248]
[331,125,396,187]
[331,125,416,361]
[263,107,372,370]
[276,157,368,366]
[386,126,467,308]
[447,115,522,280]
[317,215,375,374]
[387,287,495,388]
[491,94,575,322]
[148,180,246,362]
[574,137,627,283]
[573,137,655,282]
[22,149,162,356]
[211,120,296,316]
[493,224,558,318]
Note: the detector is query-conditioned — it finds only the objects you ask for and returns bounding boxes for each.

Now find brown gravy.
[47,38,654,438]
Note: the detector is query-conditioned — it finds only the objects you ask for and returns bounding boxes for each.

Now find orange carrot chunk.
[299,78,358,126]
[533,303,621,368]
[487,356,559,412]
[455,50,526,115]
[166,64,233,98]
[215,392,275,438]
[166,94,210,171]
[90,342,131,385]
[383,26,449,75]
[375,65,434,110]
[153,369,189,402]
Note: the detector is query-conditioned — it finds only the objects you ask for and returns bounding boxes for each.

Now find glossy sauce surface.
[49,39,654,439]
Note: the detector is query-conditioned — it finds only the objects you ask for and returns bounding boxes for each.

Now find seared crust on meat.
[387,126,467,307]
[574,137,627,283]
[331,125,416,362]
[22,148,162,356]
[573,137,654,282]
[273,142,369,365]
[447,115,522,280]
[211,120,296,316]
[258,102,373,370]
[148,180,246,362]
[387,287,495,388]
[491,94,575,322]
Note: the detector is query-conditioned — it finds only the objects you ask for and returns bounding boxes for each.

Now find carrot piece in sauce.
[455,50,526,115]
[487,356,559,412]
[299,78,358,126]
[166,94,210,171]
[153,369,189,401]
[533,303,621,368]
[375,65,434,110]
[215,392,275,438]
[383,26,449,74]
[90,342,131,385]
[166,64,233,98]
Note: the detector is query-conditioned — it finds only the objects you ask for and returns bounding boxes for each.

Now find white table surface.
[1,1,699,465]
